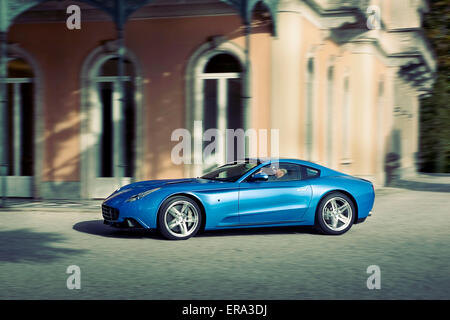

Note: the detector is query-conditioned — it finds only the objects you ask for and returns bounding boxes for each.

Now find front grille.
[102,204,119,221]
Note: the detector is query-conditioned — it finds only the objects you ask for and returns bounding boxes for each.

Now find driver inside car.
[257,165,288,180]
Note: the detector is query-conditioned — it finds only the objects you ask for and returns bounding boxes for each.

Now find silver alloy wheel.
[321,196,353,232]
[164,200,199,238]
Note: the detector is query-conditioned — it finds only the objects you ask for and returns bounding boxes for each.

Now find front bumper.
[102,203,149,229]
[102,204,119,221]
[103,217,145,229]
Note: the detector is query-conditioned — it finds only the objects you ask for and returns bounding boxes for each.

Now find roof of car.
[243,158,346,177]
[245,157,317,166]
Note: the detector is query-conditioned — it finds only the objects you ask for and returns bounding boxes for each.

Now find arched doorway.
[186,40,248,176]
[81,45,142,199]
[5,56,35,197]
[200,53,244,171]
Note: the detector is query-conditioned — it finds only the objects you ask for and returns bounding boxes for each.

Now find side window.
[254,163,302,182]
[302,166,320,179]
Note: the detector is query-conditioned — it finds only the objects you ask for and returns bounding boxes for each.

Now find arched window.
[204,54,242,73]
[198,52,244,171]
[305,58,314,161]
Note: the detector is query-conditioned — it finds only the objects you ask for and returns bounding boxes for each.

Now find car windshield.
[200,161,260,182]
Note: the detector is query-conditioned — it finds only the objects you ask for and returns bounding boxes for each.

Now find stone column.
[350,40,376,182]
[411,90,420,175]
[0,30,8,206]
[270,7,303,159]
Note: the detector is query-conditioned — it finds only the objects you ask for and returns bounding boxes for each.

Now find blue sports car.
[102,159,375,240]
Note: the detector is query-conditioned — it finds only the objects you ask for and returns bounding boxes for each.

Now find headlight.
[126,187,161,202]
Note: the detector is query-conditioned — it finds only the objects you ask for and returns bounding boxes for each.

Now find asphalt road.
[0,186,449,299]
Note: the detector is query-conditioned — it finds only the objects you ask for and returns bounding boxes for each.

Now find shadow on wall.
[0,228,87,263]
[384,129,402,185]
[384,129,450,192]
[44,96,81,184]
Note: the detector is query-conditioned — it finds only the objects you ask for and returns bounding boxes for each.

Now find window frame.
[244,162,321,183]
[201,160,260,182]
[301,165,321,180]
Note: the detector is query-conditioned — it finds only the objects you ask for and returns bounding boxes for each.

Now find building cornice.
[13,1,237,24]
[328,21,436,94]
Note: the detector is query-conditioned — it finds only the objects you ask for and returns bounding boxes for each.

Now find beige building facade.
[0,0,435,199]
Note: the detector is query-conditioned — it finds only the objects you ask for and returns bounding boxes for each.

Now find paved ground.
[0,174,449,300]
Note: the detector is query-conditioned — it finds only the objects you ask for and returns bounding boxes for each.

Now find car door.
[238,163,313,225]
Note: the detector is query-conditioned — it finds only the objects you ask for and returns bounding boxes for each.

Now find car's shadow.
[198,226,318,238]
[72,220,163,240]
[73,220,318,240]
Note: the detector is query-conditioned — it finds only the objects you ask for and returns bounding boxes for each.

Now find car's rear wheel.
[316,192,354,235]
[158,196,202,240]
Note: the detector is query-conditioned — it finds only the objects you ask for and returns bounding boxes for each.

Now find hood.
[126,177,229,189]
[125,178,196,189]
[103,178,222,203]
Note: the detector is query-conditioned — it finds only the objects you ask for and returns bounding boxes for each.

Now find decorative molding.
[12,1,238,24]
[207,35,228,50]
[1,0,44,31]
[101,39,121,54]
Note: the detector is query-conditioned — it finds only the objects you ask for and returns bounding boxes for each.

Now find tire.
[315,192,355,235]
[158,196,202,240]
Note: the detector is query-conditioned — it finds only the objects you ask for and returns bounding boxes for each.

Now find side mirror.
[249,172,269,182]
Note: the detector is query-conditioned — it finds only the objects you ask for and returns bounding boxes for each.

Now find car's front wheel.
[316,192,355,235]
[158,196,202,240]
